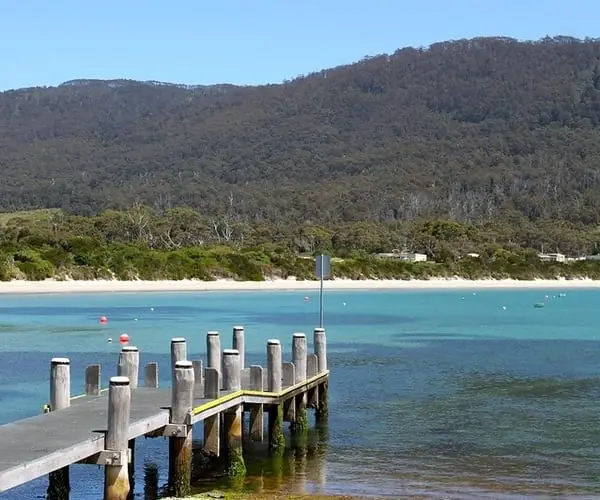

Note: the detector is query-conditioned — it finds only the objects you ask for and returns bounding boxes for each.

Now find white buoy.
[502,306,507,310]
[150,307,154,311]
[107,338,113,343]
[342,301,347,306]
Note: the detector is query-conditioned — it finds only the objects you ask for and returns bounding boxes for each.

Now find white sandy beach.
[0,277,599,294]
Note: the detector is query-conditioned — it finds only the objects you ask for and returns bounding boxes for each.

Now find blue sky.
[2,0,599,91]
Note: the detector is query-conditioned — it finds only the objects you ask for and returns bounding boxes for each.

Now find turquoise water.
[1,288,600,498]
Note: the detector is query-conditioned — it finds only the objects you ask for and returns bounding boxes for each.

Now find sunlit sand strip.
[0,277,599,295]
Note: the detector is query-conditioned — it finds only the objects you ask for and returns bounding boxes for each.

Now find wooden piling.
[170,338,187,388]
[292,333,307,383]
[85,364,101,396]
[316,380,329,424]
[118,346,139,389]
[222,350,245,477]
[168,360,194,497]
[249,365,264,442]
[292,333,308,432]
[50,358,70,411]
[192,360,203,390]
[222,349,241,391]
[268,404,285,452]
[313,328,329,422]
[267,339,282,392]
[282,362,296,422]
[143,463,158,500]
[104,376,131,500]
[202,367,220,457]
[206,330,220,370]
[47,358,70,500]
[314,328,327,373]
[127,440,135,500]
[306,353,319,408]
[144,362,158,388]
[232,326,245,369]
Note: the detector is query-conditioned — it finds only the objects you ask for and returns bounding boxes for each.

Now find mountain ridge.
[2,35,600,224]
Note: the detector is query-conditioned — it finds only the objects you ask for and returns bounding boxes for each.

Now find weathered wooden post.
[127,440,135,500]
[170,338,187,387]
[206,331,220,369]
[104,376,132,500]
[47,358,71,500]
[249,365,264,442]
[222,349,245,477]
[202,367,220,457]
[292,333,307,383]
[292,333,308,432]
[313,328,328,424]
[232,326,245,369]
[168,360,194,497]
[118,346,139,388]
[85,364,101,396]
[144,362,158,388]
[143,463,158,500]
[282,362,296,422]
[313,327,327,373]
[267,339,282,392]
[266,339,285,451]
[306,354,319,409]
[192,360,203,391]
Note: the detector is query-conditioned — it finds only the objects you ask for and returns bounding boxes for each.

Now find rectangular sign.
[315,254,331,279]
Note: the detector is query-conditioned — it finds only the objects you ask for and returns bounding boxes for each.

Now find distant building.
[538,252,566,263]
[586,254,600,261]
[375,249,427,262]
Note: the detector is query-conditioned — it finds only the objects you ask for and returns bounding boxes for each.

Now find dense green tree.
[3,37,600,225]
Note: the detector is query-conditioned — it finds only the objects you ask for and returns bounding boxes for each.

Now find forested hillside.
[2,36,600,224]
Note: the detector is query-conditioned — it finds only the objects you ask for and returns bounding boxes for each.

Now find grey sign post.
[315,254,331,328]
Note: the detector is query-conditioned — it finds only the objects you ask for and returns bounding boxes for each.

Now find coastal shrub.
[13,249,54,280]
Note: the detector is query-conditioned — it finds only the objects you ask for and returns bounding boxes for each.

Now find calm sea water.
[1,288,600,499]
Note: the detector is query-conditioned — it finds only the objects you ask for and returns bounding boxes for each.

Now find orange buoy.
[119,333,130,345]
[99,316,108,324]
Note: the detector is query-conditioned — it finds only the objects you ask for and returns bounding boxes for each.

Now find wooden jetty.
[0,326,329,499]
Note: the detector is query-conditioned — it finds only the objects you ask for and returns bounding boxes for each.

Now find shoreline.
[0,277,599,295]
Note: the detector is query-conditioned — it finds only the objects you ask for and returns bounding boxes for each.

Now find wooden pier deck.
[0,327,329,498]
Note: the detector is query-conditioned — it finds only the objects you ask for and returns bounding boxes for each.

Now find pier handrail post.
[313,328,329,424]
[170,338,187,388]
[292,333,308,433]
[249,365,264,442]
[292,333,307,383]
[85,364,101,396]
[222,349,241,391]
[168,360,194,497]
[144,362,158,388]
[47,358,71,500]
[206,331,221,385]
[222,350,245,478]
[118,346,139,389]
[202,367,221,457]
[104,376,131,500]
[267,339,282,393]
[232,326,245,370]
[313,328,327,373]
[50,358,70,411]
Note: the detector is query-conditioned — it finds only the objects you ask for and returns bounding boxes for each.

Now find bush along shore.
[3,241,600,282]
[1,209,600,282]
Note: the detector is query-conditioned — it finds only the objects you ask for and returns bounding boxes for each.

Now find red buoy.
[119,333,130,345]
[99,316,108,324]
